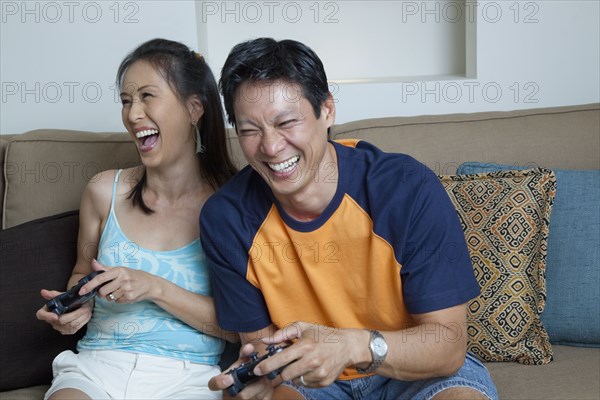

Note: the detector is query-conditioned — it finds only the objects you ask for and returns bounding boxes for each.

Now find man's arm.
[366,303,468,380]
[256,303,468,387]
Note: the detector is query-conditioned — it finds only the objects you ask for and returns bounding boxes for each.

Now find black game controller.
[226,343,290,397]
[45,271,106,315]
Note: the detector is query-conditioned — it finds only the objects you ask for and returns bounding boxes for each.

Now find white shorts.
[45,350,222,399]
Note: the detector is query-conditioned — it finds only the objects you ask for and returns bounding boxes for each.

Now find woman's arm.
[36,170,113,334]
[147,273,239,342]
[85,259,238,342]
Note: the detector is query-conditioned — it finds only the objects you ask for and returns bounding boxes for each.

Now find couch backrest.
[331,103,600,174]
[0,135,11,224]
[2,130,140,229]
[2,103,599,229]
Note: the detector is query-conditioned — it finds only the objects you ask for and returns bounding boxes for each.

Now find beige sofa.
[1,103,598,399]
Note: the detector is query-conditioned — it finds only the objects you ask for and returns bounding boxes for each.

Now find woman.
[36,38,238,399]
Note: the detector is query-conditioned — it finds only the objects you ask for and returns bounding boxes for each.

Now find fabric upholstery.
[458,162,600,347]
[0,135,10,225]
[2,103,599,398]
[485,345,600,399]
[0,211,83,391]
[439,169,556,364]
[2,130,140,229]
[332,103,600,174]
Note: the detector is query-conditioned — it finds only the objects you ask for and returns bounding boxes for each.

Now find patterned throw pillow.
[439,168,556,365]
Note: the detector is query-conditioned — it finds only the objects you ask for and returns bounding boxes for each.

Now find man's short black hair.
[219,38,330,126]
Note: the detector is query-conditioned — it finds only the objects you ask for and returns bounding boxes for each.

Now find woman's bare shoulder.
[86,167,141,196]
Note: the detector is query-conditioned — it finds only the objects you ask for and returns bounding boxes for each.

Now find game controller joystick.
[45,270,107,315]
[226,343,290,397]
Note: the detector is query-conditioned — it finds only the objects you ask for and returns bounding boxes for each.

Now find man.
[201,38,498,400]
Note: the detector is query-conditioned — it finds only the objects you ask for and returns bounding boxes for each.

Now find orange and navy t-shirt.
[200,140,479,378]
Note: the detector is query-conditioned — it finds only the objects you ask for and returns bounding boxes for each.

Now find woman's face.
[119,60,203,168]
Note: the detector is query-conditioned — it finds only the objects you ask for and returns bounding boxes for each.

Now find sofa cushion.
[459,162,600,347]
[0,385,49,400]
[0,211,84,391]
[486,345,600,399]
[0,135,11,227]
[439,168,556,364]
[332,103,600,174]
[2,130,140,229]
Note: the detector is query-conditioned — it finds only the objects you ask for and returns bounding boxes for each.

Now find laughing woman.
[36,38,238,400]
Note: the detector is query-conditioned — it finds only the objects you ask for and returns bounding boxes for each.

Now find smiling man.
[232,80,337,221]
[200,38,498,400]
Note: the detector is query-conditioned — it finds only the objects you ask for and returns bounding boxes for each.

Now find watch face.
[373,336,388,356]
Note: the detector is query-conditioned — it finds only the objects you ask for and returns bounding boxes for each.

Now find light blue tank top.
[77,170,224,364]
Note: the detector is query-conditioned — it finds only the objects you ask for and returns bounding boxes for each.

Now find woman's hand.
[36,289,94,335]
[79,259,157,304]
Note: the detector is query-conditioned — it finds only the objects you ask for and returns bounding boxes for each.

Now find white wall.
[197,1,469,82]
[0,0,199,134]
[1,1,599,134]
[332,0,600,123]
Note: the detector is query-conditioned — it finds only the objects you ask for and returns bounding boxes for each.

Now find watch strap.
[356,329,386,374]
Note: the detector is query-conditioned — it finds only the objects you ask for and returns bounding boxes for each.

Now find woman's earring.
[193,121,205,154]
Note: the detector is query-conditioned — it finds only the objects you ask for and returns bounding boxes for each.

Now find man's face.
[234,81,336,208]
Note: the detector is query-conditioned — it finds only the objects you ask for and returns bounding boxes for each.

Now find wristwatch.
[356,329,388,374]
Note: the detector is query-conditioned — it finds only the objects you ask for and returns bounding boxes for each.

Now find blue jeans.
[283,353,498,400]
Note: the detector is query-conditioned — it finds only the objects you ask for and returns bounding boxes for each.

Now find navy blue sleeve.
[199,177,273,332]
[395,168,480,314]
[341,142,480,315]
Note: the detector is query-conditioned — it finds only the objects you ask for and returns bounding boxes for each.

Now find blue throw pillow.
[458,162,600,348]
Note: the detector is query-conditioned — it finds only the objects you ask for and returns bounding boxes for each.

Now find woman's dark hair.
[116,38,237,214]
[219,38,330,127]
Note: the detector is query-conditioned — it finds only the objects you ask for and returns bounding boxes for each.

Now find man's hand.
[209,342,279,400]
[257,322,368,388]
